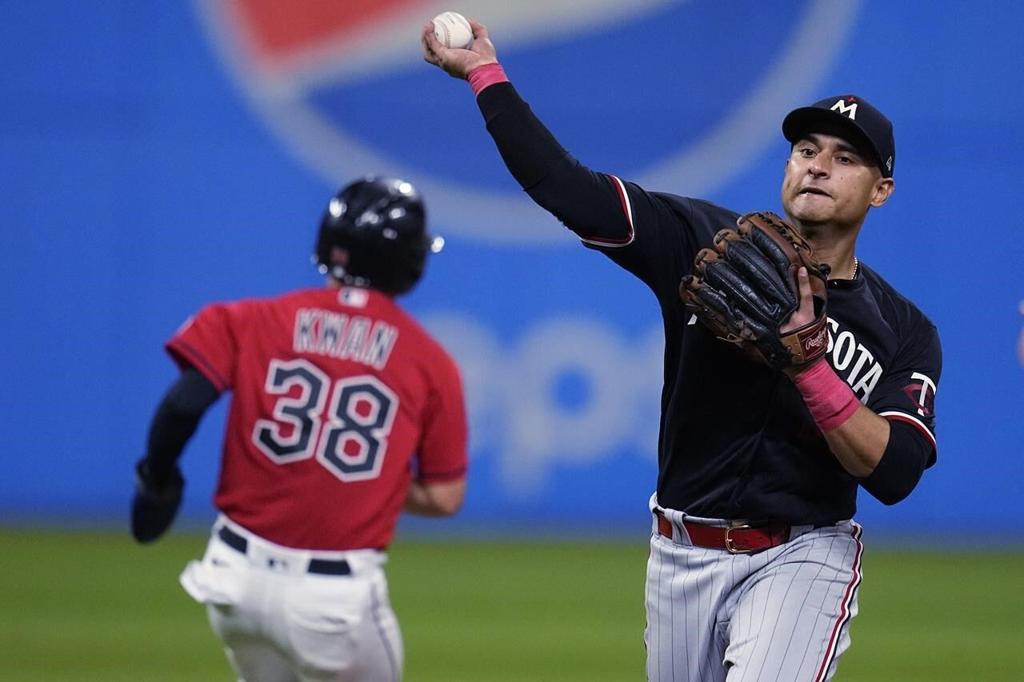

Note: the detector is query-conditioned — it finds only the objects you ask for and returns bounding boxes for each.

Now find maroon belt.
[656,512,792,554]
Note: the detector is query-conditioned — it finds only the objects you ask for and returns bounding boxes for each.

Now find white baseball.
[432,11,473,49]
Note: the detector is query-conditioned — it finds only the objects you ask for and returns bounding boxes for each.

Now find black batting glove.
[131,457,185,544]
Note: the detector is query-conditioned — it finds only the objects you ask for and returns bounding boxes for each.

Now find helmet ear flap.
[313,177,436,295]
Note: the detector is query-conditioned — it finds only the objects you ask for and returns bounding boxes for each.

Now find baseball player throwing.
[422,19,940,682]
[131,177,468,681]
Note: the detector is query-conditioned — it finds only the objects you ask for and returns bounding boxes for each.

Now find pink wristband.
[468,63,508,96]
[792,360,860,432]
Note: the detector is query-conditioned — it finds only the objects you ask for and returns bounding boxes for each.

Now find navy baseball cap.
[782,95,895,178]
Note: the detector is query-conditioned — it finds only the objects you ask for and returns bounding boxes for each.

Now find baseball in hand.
[432,11,473,49]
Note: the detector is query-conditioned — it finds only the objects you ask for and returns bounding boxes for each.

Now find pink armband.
[792,360,860,432]
[468,63,508,96]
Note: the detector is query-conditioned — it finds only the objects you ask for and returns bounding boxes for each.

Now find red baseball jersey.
[166,286,468,550]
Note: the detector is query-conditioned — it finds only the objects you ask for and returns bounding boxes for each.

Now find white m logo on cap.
[831,99,858,120]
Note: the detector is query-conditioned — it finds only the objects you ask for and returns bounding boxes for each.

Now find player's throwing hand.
[421,18,497,79]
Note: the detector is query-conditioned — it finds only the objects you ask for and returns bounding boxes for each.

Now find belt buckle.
[724,522,754,554]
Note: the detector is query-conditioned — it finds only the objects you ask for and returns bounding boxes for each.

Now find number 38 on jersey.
[252,358,398,482]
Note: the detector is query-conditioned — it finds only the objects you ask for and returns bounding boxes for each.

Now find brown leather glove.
[679,211,830,370]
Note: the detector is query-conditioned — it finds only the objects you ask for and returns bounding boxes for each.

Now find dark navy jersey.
[478,82,941,524]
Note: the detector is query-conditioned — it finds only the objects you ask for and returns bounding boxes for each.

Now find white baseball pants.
[180,517,402,681]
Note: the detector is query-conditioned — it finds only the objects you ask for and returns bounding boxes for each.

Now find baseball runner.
[131,177,468,682]
[422,20,940,682]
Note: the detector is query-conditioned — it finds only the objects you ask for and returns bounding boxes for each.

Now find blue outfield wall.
[2,1,1022,539]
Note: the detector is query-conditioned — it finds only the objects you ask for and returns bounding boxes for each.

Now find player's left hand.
[680,211,830,370]
[421,18,498,79]
[131,457,184,544]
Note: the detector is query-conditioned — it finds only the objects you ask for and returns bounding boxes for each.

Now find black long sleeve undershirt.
[143,367,220,484]
[477,82,634,242]
[861,420,934,505]
[477,81,571,189]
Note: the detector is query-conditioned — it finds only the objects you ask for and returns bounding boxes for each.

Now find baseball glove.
[131,457,184,544]
[679,211,830,370]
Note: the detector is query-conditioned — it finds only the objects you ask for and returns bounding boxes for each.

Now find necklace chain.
[852,257,860,279]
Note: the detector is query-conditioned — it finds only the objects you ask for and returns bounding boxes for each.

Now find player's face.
[781,133,894,228]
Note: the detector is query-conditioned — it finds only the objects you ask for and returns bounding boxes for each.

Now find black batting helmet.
[314,177,443,295]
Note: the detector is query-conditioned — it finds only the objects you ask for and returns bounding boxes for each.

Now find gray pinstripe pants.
[645,510,863,682]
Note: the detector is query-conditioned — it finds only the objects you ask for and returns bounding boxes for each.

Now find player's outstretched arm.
[421,16,638,244]
[421,18,497,80]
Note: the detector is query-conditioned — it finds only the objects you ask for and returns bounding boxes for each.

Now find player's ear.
[869,177,894,208]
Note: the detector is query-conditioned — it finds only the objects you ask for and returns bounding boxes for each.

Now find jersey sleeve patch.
[578,174,636,248]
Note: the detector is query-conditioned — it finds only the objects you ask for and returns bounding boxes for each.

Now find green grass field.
[1,528,1021,681]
